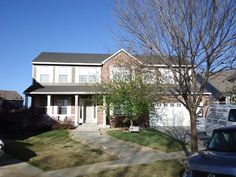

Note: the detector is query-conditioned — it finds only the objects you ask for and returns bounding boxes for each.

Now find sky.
[0,0,122,98]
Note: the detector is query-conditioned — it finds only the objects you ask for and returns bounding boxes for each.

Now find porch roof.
[24,84,103,95]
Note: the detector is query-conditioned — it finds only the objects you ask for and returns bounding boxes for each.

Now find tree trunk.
[190,110,198,153]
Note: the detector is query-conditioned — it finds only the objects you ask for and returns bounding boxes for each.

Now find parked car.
[205,104,236,136]
[183,125,236,177]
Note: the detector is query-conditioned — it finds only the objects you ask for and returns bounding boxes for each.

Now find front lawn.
[81,160,184,177]
[107,129,184,152]
[4,130,116,171]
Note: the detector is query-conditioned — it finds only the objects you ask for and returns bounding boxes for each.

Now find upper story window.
[55,66,71,83]
[110,66,133,81]
[142,68,156,84]
[159,68,175,84]
[76,67,101,84]
[59,75,68,83]
[40,74,49,83]
[37,66,53,84]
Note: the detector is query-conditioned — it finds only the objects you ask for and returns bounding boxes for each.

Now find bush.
[51,120,75,130]
[109,115,130,128]
[109,114,149,128]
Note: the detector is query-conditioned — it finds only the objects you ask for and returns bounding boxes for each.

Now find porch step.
[76,123,104,132]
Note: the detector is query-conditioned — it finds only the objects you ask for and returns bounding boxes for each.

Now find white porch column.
[47,95,51,116]
[103,95,107,127]
[25,95,29,109]
[75,95,78,127]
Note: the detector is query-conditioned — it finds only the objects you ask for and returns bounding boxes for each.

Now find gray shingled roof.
[0,90,23,100]
[32,52,112,64]
[24,84,103,95]
[202,69,236,99]
[32,51,180,65]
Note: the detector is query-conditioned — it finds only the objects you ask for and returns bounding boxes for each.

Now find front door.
[83,100,95,123]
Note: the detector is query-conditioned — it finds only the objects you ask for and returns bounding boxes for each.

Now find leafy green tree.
[101,67,164,127]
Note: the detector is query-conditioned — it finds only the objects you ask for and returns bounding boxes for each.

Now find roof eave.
[32,62,102,66]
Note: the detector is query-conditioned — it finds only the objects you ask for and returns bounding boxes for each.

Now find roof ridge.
[40,52,112,55]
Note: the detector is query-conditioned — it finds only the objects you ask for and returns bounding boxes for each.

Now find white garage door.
[150,102,190,127]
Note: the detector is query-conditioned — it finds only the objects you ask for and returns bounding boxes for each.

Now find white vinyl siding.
[75,67,101,83]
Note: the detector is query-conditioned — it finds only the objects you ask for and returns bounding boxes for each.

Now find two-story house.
[24,49,210,127]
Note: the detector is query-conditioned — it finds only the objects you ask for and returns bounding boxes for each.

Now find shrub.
[109,115,130,128]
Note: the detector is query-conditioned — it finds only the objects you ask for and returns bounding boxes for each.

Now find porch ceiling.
[24,84,104,95]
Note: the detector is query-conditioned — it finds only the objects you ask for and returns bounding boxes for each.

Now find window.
[142,69,156,84]
[89,75,97,83]
[159,68,175,84]
[59,75,68,83]
[57,67,70,83]
[38,66,52,83]
[163,103,168,107]
[110,66,133,81]
[40,74,49,83]
[228,109,236,122]
[57,98,68,114]
[176,103,182,107]
[77,67,100,84]
[79,75,98,83]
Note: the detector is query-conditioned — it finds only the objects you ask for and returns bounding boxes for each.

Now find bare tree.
[114,0,236,153]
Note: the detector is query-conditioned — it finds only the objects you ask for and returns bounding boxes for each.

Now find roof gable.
[101,49,142,65]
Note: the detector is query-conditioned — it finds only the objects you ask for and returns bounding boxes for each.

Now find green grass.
[81,160,184,177]
[107,129,184,152]
[4,130,116,171]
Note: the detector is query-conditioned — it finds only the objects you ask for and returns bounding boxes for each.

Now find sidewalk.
[0,128,187,177]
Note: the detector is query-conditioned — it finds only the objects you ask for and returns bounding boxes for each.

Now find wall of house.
[101,51,138,82]
[33,65,102,85]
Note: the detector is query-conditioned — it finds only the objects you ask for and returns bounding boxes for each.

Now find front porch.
[27,94,107,127]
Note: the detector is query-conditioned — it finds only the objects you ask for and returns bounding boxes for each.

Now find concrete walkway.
[0,128,187,177]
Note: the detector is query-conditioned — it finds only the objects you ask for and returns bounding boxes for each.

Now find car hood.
[189,150,236,175]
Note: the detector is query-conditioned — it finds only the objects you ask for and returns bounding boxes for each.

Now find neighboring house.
[0,90,24,112]
[24,49,210,127]
[205,69,236,104]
